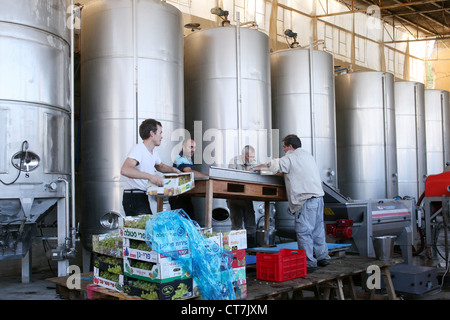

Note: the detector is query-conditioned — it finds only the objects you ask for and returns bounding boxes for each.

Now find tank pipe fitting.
[240,21,257,28]
[56,177,77,258]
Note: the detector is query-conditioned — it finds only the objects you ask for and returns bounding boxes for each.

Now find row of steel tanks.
[1,0,449,282]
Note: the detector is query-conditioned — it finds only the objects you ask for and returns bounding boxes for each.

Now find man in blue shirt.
[169,138,207,220]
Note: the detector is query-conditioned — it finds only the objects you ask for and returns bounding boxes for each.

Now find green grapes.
[99,270,120,282]
[141,291,158,300]
[171,283,190,300]
[131,259,155,271]
[129,239,152,251]
[123,215,151,229]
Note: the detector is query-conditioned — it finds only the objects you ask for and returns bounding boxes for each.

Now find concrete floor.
[0,269,63,300]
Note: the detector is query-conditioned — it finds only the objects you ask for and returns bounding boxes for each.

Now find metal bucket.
[256,229,277,247]
[256,216,276,246]
[373,235,396,261]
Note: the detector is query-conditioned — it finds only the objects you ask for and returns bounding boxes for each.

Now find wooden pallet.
[246,255,403,300]
[46,272,142,300]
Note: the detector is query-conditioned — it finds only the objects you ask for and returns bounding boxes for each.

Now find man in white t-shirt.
[120,119,180,216]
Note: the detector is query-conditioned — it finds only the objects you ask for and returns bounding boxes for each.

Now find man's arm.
[155,163,181,174]
[180,166,208,178]
[252,162,270,171]
[121,158,164,186]
[252,159,284,176]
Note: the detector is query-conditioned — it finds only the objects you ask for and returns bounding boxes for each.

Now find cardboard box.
[123,238,191,263]
[93,254,123,275]
[120,215,191,255]
[227,249,246,269]
[147,172,194,196]
[123,257,192,283]
[222,229,247,251]
[92,233,123,258]
[124,278,193,300]
[119,214,153,232]
[93,266,124,292]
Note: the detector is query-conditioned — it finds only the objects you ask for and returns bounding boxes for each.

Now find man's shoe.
[318,259,330,267]
[307,266,317,273]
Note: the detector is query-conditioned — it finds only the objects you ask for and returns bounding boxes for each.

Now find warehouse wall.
[428,43,450,92]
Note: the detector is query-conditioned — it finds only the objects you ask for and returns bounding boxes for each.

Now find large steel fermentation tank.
[270,48,337,239]
[424,89,450,175]
[184,26,272,229]
[394,81,427,200]
[79,0,184,251]
[0,0,73,280]
[335,71,398,200]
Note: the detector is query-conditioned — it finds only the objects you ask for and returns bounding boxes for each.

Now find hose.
[0,141,28,185]
[413,191,426,256]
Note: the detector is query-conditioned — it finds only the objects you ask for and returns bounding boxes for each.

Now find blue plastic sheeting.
[144,209,239,300]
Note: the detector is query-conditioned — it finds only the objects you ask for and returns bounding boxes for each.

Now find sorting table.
[157,167,287,241]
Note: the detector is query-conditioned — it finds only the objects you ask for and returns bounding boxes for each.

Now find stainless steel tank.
[394,81,427,200]
[79,0,184,250]
[335,71,398,200]
[184,26,272,229]
[0,0,71,261]
[270,47,337,238]
[424,89,450,175]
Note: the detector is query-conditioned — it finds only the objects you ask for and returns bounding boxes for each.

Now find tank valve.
[284,29,299,48]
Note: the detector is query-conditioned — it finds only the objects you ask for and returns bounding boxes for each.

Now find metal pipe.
[236,12,243,155]
[132,0,138,143]
[58,177,70,243]
[70,0,76,250]
[441,92,446,170]
[382,74,390,197]
[308,37,316,158]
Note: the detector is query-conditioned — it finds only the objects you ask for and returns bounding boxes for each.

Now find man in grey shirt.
[253,135,330,272]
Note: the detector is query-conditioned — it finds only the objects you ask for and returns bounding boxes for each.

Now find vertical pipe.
[132,0,138,143]
[308,37,316,158]
[441,92,446,170]
[414,84,420,198]
[236,12,243,155]
[70,0,76,245]
[382,74,389,197]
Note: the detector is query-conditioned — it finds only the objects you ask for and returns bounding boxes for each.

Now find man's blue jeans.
[295,197,330,268]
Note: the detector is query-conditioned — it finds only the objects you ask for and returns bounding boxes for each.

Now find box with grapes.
[119,214,191,256]
[146,172,194,196]
[124,278,193,300]
[123,257,192,282]
[93,265,124,292]
[92,232,123,258]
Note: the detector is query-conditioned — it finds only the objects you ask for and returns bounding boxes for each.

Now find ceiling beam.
[316,0,446,18]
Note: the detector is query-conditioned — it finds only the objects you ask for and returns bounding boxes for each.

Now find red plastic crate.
[256,249,307,282]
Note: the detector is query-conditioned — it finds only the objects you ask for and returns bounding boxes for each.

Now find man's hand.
[148,174,164,187]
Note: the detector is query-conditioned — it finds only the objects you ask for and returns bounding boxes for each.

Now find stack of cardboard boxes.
[90,213,248,300]
[199,228,248,298]
[120,214,194,300]
[92,233,124,292]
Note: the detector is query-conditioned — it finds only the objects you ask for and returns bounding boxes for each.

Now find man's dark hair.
[283,134,302,149]
[139,119,162,140]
